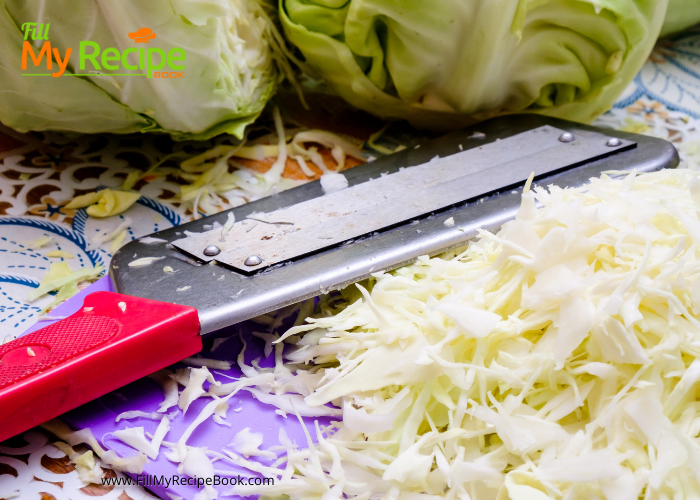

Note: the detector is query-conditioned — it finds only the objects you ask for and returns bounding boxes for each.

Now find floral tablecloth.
[3,29,700,500]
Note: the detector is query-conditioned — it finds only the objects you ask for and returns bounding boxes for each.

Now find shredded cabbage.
[231,427,276,459]
[128,257,165,268]
[139,237,168,245]
[55,167,700,500]
[178,366,220,414]
[183,356,232,371]
[223,168,700,499]
[115,410,167,422]
[23,235,53,250]
[320,172,349,195]
[52,442,104,484]
[92,217,133,246]
[28,262,103,302]
[113,417,170,460]
[46,250,74,259]
[110,230,128,254]
[40,279,79,314]
[65,189,140,218]
[220,212,236,243]
[175,122,366,216]
[41,419,148,474]
[149,370,179,413]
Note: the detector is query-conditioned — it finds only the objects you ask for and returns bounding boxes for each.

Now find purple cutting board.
[20,278,332,500]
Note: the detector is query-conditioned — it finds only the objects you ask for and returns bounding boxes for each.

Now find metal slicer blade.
[109,114,678,335]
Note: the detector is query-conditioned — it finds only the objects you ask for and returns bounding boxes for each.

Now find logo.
[128,28,156,43]
[21,23,185,79]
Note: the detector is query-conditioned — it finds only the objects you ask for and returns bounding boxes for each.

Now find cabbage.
[113,416,170,460]
[661,0,700,36]
[279,0,668,127]
[225,168,700,499]
[28,262,103,301]
[53,168,700,498]
[52,443,105,484]
[128,256,165,267]
[0,0,287,139]
[66,190,139,218]
[23,235,52,250]
[177,366,220,414]
[231,427,277,458]
[41,419,148,473]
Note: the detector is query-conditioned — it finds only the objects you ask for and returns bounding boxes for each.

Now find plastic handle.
[0,291,201,442]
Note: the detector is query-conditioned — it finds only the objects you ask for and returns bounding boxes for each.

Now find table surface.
[3,28,700,500]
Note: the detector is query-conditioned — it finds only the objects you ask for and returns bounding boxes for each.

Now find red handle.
[0,291,201,442]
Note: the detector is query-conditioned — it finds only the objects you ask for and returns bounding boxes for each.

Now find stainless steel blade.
[110,115,678,334]
[172,125,633,271]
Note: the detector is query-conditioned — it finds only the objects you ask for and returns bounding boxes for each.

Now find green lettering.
[122,48,138,70]
[20,23,50,41]
[39,23,50,41]
[79,41,101,71]
[167,48,186,70]
[101,47,120,71]
[146,48,166,78]
[21,22,37,40]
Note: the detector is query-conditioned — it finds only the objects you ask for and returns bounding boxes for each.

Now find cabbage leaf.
[0,0,284,139]
[279,0,668,127]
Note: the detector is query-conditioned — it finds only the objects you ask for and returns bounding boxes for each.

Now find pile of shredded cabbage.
[48,167,700,500]
[228,167,700,499]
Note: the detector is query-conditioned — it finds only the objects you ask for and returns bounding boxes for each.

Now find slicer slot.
[171,125,634,272]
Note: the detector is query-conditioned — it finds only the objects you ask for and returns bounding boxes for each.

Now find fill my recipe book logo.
[20,22,185,78]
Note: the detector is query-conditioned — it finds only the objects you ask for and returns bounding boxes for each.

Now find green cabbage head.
[280,0,669,127]
[661,0,700,36]
[0,0,284,139]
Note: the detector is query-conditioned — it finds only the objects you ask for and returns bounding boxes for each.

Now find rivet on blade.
[558,132,574,143]
[203,245,221,256]
[244,255,263,267]
[606,137,622,147]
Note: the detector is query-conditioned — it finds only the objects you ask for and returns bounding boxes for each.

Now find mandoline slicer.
[0,114,678,443]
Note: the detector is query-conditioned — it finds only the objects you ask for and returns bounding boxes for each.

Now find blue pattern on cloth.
[614,28,700,117]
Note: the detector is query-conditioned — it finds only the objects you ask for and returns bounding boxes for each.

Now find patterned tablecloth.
[3,29,700,500]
